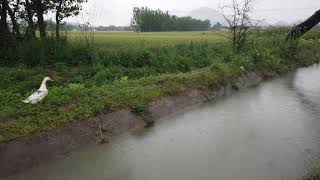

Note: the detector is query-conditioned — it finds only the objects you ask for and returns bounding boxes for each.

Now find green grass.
[0,63,241,142]
[0,30,319,143]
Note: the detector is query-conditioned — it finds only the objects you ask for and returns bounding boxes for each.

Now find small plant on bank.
[131,103,146,114]
[131,103,154,126]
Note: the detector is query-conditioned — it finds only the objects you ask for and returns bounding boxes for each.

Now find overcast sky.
[66,0,320,26]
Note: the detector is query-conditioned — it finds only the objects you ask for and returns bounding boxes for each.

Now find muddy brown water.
[8,65,320,180]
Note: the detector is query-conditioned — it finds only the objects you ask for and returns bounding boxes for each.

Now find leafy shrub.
[251,51,265,66]
[279,41,300,60]
[123,67,158,79]
[17,40,46,65]
[263,58,284,73]
[94,70,111,85]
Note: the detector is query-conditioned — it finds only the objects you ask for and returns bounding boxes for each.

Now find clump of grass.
[131,103,146,114]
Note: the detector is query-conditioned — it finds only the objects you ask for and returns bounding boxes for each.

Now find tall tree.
[52,0,87,38]
[221,0,255,51]
[6,0,22,40]
[131,7,142,32]
[24,0,36,38]
[0,0,9,47]
[34,0,48,40]
[0,0,9,33]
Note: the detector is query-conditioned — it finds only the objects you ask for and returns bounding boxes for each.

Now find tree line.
[94,25,134,32]
[131,7,211,32]
[45,21,134,32]
[0,0,87,47]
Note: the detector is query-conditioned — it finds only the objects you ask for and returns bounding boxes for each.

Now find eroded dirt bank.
[0,71,263,179]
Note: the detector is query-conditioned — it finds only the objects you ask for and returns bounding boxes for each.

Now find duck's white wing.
[23,90,48,104]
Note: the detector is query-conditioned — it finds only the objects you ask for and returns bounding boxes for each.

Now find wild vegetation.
[0,28,319,143]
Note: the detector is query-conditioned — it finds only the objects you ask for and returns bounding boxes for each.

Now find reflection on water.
[10,65,320,180]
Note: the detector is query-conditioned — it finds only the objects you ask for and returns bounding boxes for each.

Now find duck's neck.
[39,79,48,91]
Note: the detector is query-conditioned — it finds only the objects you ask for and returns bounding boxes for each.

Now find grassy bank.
[0,29,319,143]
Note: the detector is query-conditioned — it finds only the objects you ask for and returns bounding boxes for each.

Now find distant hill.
[274,20,291,27]
[188,7,226,25]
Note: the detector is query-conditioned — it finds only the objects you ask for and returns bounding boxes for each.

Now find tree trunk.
[286,9,320,40]
[25,0,36,38]
[5,2,22,40]
[34,0,46,40]
[0,0,8,33]
[55,0,62,39]
[55,18,60,39]
[0,0,9,47]
[37,14,46,40]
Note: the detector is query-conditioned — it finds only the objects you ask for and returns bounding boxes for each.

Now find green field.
[0,30,319,143]
[68,31,227,48]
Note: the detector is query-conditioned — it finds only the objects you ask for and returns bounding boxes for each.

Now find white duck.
[23,76,53,104]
